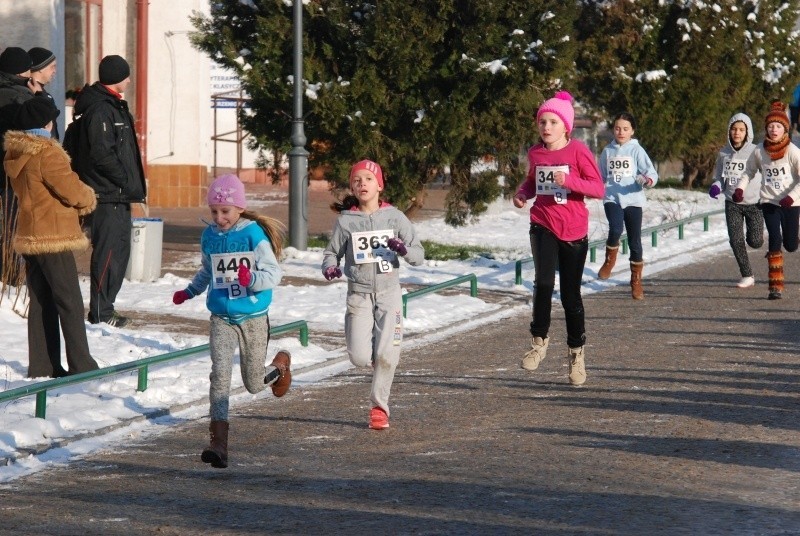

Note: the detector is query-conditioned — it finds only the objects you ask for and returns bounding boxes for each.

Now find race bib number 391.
[351,229,395,273]
[210,252,255,299]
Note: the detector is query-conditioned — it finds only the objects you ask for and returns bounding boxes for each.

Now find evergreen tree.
[191,1,578,224]
[576,0,800,187]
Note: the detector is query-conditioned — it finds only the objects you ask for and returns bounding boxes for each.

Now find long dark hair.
[613,112,637,131]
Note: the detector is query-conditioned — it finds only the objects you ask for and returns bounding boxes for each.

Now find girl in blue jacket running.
[172,174,289,469]
[597,112,658,299]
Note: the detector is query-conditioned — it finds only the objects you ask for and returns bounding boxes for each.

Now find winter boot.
[767,251,784,300]
[201,420,229,469]
[598,245,619,280]
[630,261,644,300]
[568,346,586,386]
[521,336,549,370]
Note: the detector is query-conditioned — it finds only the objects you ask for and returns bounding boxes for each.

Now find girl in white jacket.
[735,101,800,300]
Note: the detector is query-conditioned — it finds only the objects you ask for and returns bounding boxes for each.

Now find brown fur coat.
[3,131,96,255]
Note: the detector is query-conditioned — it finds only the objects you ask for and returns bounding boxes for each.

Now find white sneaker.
[737,276,755,288]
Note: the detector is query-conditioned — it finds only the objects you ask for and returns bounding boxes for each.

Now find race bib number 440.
[210,252,255,299]
[535,165,570,204]
[351,229,395,273]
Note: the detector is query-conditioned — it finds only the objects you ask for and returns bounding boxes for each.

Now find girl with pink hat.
[513,91,605,386]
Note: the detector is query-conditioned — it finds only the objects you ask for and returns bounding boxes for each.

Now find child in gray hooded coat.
[322,159,424,430]
[708,113,764,288]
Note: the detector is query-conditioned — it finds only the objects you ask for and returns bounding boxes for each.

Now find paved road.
[2,248,799,535]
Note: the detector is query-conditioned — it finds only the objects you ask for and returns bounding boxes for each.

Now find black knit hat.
[99,55,130,85]
[0,47,32,75]
[13,96,59,130]
[28,47,55,72]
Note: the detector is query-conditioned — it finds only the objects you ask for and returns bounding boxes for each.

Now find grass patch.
[421,240,491,261]
[306,234,329,248]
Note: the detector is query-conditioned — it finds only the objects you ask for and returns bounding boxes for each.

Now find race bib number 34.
[535,165,570,204]
[351,229,395,273]
[210,252,255,299]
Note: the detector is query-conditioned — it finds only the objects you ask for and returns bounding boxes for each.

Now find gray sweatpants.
[208,314,270,421]
[345,286,403,415]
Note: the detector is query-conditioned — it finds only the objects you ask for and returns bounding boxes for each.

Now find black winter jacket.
[70,82,146,204]
[0,71,34,150]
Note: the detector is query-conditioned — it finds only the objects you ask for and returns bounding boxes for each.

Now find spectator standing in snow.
[513,91,605,386]
[708,113,764,288]
[321,159,425,430]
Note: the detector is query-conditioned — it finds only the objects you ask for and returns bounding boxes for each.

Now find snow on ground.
[0,188,731,481]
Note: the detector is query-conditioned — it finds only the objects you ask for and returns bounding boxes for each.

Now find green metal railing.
[0,320,309,419]
[514,209,724,285]
[402,274,478,317]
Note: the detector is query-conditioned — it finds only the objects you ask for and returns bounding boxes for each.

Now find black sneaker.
[768,289,782,300]
[105,313,130,328]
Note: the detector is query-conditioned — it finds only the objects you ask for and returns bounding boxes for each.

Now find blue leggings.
[604,203,643,262]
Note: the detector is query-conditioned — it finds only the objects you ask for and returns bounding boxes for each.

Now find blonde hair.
[241,210,286,258]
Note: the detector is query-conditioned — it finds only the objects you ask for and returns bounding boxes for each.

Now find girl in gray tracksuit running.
[322,159,425,430]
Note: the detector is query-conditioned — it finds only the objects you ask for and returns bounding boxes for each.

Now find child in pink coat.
[513,91,605,385]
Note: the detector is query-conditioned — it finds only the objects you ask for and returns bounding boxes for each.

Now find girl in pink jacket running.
[513,91,605,386]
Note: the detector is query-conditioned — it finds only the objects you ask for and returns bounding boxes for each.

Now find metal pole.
[288,0,309,250]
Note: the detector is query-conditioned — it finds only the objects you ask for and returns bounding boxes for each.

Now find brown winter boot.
[767,251,784,300]
[630,261,644,300]
[598,245,619,280]
[201,420,229,469]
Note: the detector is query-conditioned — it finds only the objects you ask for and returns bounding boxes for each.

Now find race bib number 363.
[535,165,570,204]
[351,229,395,273]
[210,252,255,299]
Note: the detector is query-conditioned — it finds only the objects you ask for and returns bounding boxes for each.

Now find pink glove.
[732,188,744,203]
[635,174,653,188]
[238,264,252,287]
[780,195,794,208]
[173,290,191,305]
[323,266,342,280]
[386,237,407,256]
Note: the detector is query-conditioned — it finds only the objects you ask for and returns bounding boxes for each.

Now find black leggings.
[529,224,588,348]
[762,203,800,253]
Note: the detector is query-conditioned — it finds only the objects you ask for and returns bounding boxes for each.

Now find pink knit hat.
[537,91,575,134]
[349,159,384,188]
[207,174,247,209]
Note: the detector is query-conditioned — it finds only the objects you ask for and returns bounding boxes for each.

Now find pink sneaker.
[369,407,389,430]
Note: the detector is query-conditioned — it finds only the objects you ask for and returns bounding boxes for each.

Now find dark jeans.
[529,224,588,348]
[25,251,98,377]
[87,203,132,323]
[761,203,800,253]
[604,203,643,262]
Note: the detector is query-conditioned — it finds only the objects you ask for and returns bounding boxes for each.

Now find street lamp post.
[288,0,309,250]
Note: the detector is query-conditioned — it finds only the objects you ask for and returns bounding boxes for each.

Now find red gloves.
[387,237,407,256]
[323,266,342,280]
[238,264,252,287]
[780,195,794,208]
[732,188,744,203]
[172,290,191,305]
